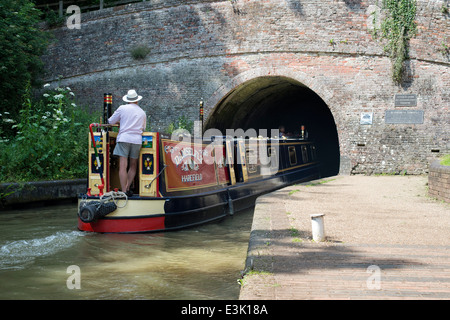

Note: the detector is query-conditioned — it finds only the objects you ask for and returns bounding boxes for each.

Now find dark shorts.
[113,142,141,159]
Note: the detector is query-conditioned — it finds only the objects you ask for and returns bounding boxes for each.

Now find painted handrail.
[88,123,119,195]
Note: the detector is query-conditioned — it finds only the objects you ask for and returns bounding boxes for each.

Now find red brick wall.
[39,0,450,175]
[428,161,450,203]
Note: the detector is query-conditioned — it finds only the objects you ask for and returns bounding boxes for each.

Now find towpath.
[239,175,450,300]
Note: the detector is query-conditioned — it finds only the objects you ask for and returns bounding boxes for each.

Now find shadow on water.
[0,203,254,300]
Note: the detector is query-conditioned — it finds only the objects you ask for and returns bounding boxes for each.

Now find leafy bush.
[0,85,99,182]
[0,0,50,136]
[166,115,194,136]
[130,45,151,60]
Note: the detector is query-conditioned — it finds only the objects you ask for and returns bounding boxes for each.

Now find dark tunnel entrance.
[204,76,340,178]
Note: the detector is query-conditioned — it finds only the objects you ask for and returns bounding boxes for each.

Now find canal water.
[0,203,254,300]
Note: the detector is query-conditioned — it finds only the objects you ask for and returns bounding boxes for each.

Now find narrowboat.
[77,125,320,234]
[77,98,321,234]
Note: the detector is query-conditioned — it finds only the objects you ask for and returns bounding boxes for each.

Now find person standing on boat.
[108,89,146,197]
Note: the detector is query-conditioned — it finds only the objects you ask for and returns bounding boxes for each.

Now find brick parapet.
[428,160,450,203]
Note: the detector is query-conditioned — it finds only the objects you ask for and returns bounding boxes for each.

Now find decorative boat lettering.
[181,173,203,182]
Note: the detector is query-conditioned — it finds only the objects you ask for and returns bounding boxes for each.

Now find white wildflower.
[71,103,77,107]
[54,94,64,100]
[42,116,47,119]
[69,92,75,96]
[66,87,71,91]
[43,93,50,97]
[4,111,9,114]
[43,83,50,88]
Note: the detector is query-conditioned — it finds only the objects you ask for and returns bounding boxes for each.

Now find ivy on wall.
[379,0,417,84]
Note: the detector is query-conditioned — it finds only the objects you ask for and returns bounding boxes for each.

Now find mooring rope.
[100,191,128,208]
[79,190,128,212]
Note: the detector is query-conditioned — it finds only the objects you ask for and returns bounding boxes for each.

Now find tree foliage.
[0,0,49,136]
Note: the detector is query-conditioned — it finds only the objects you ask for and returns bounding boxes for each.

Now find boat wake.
[0,231,84,270]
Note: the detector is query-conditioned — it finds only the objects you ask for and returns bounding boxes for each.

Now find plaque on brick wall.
[395,94,417,107]
[360,112,373,125]
[385,110,424,124]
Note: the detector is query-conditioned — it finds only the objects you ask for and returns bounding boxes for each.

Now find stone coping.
[0,179,87,209]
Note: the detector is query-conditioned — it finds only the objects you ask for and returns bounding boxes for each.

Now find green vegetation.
[0,0,50,137]
[0,85,99,183]
[379,0,417,84]
[166,115,194,135]
[237,270,274,287]
[0,1,100,183]
[439,42,450,56]
[289,227,299,237]
[440,154,450,166]
[305,178,336,187]
[130,45,151,60]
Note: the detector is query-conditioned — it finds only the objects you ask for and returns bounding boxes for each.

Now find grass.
[440,154,450,166]
[305,178,336,187]
[289,227,299,237]
[238,270,274,287]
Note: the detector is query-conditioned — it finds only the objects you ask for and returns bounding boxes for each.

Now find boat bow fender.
[78,201,117,223]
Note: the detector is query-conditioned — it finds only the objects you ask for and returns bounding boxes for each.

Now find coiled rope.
[100,191,128,208]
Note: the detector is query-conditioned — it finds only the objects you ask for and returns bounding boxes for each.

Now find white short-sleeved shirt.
[108,103,146,145]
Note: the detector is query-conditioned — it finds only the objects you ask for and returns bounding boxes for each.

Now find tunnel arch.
[204,71,340,178]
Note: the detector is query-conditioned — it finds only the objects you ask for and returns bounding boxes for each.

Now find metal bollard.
[310,214,325,242]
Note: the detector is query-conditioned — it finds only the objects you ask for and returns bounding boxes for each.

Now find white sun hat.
[122,89,143,103]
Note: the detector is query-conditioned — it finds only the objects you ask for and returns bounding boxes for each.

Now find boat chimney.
[199,99,204,133]
[103,93,112,129]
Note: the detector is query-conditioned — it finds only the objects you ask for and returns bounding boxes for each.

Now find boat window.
[288,146,297,165]
[301,145,309,163]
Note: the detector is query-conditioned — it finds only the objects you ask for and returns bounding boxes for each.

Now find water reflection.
[0,203,253,299]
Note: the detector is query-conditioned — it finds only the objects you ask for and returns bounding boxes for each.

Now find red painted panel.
[78,216,165,233]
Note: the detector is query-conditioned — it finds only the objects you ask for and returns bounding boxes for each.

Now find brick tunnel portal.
[204,76,340,178]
